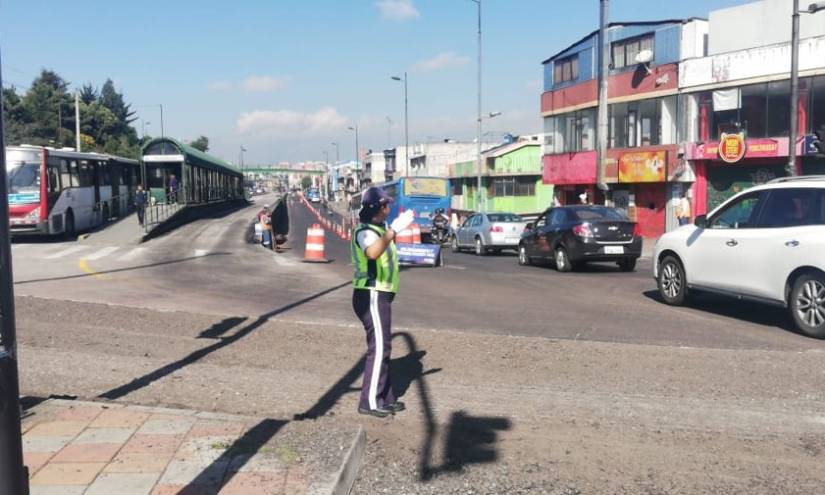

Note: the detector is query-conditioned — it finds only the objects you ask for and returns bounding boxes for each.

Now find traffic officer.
[351,187,415,417]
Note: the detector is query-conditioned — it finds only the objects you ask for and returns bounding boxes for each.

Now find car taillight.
[490,226,503,233]
[573,224,594,238]
[633,223,642,237]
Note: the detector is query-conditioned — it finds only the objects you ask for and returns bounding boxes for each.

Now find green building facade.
[450,141,553,215]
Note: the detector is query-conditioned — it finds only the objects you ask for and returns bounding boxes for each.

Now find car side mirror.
[694,215,707,229]
[525,222,534,231]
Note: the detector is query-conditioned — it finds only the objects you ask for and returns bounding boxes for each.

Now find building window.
[492,177,515,197]
[545,108,595,153]
[515,177,536,196]
[611,34,654,70]
[608,96,676,148]
[553,55,579,84]
[707,82,793,139]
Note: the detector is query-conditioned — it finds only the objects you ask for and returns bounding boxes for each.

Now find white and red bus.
[6,145,140,236]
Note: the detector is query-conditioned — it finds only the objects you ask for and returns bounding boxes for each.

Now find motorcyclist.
[431,208,450,243]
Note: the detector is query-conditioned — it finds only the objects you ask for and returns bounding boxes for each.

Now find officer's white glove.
[390,209,415,234]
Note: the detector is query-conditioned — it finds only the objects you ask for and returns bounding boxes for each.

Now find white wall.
[709,0,825,55]
[680,19,709,60]
[680,35,825,89]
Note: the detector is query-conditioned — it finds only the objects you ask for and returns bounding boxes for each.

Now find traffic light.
[814,127,825,156]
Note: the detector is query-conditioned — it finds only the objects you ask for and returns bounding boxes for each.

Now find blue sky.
[1,0,749,164]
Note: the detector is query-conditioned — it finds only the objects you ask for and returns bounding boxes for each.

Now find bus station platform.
[22,398,364,495]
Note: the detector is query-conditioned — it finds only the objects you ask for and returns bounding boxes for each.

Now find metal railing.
[142,192,186,233]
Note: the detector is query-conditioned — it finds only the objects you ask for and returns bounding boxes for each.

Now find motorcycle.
[430,210,451,245]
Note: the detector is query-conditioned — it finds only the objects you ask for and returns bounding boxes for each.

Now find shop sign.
[719,133,747,163]
[618,151,667,183]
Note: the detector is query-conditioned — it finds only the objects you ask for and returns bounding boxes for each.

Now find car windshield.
[487,214,523,223]
[572,207,627,222]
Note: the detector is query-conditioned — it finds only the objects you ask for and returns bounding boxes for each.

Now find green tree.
[2,86,30,145]
[190,135,209,152]
[79,83,98,104]
[20,69,75,147]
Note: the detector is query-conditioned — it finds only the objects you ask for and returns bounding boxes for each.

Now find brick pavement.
[20,399,349,495]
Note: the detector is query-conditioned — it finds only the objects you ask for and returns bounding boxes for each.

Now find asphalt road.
[10,193,825,352]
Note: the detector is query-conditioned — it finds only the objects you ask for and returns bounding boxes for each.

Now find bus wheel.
[64,211,76,240]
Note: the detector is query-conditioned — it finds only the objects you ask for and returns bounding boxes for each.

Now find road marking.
[45,245,87,260]
[194,249,209,257]
[117,247,147,261]
[83,246,120,261]
[445,265,466,270]
[78,259,107,280]
[10,244,20,251]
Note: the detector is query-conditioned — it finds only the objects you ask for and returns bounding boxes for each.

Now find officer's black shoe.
[387,401,406,412]
[357,406,393,418]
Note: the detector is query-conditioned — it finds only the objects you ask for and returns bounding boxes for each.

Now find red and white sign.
[718,133,747,163]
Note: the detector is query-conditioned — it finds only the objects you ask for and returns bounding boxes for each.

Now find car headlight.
[26,207,41,221]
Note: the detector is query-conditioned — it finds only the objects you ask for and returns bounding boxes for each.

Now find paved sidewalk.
[22,399,363,495]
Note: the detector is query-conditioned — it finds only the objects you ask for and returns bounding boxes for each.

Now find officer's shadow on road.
[392,332,513,482]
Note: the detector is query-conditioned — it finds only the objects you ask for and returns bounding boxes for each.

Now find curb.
[328,425,366,495]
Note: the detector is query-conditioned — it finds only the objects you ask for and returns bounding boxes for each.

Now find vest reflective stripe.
[351,223,399,293]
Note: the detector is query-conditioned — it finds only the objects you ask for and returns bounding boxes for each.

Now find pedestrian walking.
[135,185,147,227]
[260,205,272,248]
[351,187,415,417]
[676,191,692,226]
[168,174,179,204]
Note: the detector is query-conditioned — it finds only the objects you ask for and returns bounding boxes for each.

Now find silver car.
[451,213,527,255]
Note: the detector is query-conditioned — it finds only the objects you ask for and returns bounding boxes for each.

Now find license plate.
[604,246,624,254]
[505,236,520,243]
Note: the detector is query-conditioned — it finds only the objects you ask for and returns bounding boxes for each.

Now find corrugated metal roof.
[141,137,241,177]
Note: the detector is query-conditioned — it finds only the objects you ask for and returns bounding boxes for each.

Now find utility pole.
[472,0,483,212]
[386,116,393,149]
[75,90,81,152]
[789,0,801,177]
[159,104,165,154]
[596,0,610,196]
[0,43,31,495]
[349,125,360,187]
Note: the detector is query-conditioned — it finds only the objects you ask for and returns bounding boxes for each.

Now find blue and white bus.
[351,177,451,241]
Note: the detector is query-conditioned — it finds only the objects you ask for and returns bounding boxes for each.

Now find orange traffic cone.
[411,224,422,244]
[303,223,330,263]
[396,228,413,244]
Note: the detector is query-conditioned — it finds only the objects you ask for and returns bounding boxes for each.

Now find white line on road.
[45,245,87,260]
[117,247,148,262]
[194,249,209,258]
[83,246,120,261]
[445,265,466,270]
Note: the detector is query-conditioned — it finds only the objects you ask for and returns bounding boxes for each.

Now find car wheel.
[451,235,461,253]
[790,273,825,339]
[518,244,531,266]
[474,237,486,256]
[658,256,687,306]
[554,246,572,272]
[618,258,637,272]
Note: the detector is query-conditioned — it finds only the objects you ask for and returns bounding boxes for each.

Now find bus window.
[384,184,398,200]
[47,166,59,193]
[7,162,40,194]
[77,161,94,187]
[60,160,75,188]
[403,178,447,197]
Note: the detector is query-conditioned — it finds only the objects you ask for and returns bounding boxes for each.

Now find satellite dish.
[635,49,654,64]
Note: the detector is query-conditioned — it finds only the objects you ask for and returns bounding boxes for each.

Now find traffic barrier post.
[302,224,330,263]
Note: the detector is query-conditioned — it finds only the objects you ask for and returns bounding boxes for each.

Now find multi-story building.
[680,0,825,216]
[450,136,553,215]
[363,149,397,185]
[541,19,708,237]
[395,140,497,180]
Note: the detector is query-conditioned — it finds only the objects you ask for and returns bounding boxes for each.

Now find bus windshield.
[7,162,41,195]
[403,178,447,197]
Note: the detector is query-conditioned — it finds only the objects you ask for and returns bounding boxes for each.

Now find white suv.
[653,177,825,338]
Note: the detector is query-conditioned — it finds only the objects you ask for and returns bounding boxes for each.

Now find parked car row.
[449,176,825,338]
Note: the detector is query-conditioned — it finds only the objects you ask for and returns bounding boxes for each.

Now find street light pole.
[349,125,360,187]
[391,74,409,177]
[0,43,30,495]
[75,90,81,152]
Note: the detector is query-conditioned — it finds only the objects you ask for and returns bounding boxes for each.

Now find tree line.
[2,69,210,159]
